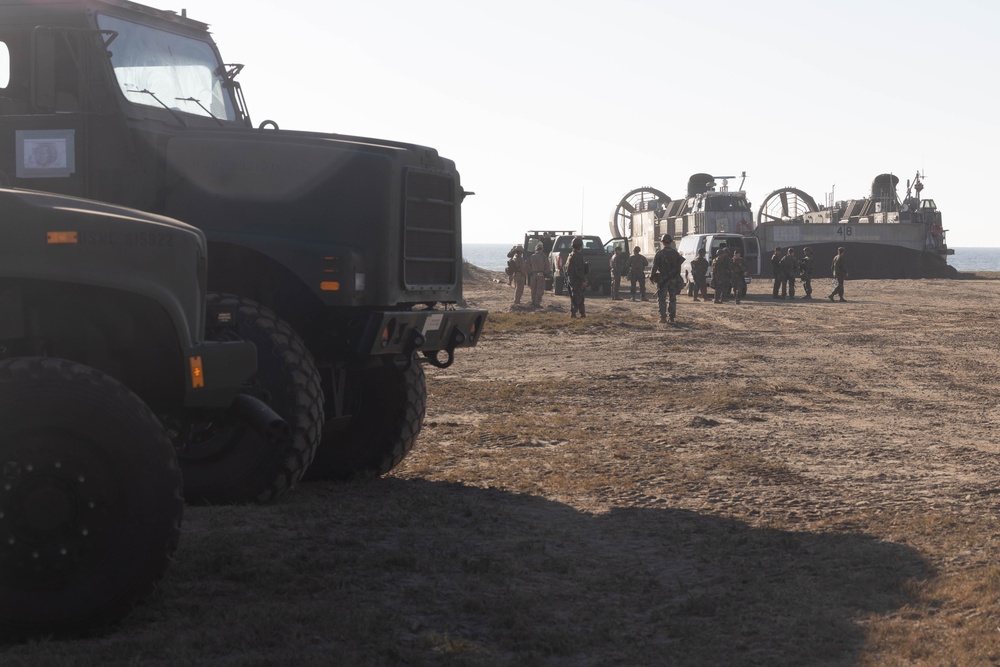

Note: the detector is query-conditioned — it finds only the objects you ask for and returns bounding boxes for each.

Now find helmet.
[535,243,544,251]
[572,237,583,248]
[661,234,672,244]
[803,246,812,254]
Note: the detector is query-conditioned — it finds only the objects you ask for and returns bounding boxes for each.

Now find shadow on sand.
[7,478,929,666]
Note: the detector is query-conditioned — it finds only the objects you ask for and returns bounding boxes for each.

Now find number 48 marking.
[837,225,854,237]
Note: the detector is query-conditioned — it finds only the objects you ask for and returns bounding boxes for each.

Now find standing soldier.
[771,246,783,299]
[650,234,685,323]
[526,242,551,308]
[609,246,628,301]
[779,247,797,299]
[690,248,709,301]
[799,247,814,299]
[731,250,749,304]
[712,247,732,304]
[505,244,520,285]
[564,237,588,318]
[829,246,848,301]
[627,246,649,302]
[509,245,527,306]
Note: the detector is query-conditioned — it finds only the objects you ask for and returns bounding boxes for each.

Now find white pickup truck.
[677,233,762,294]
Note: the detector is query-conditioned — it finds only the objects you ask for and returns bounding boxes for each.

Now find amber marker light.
[189,356,204,388]
[47,231,78,244]
[380,318,396,348]
[320,281,341,291]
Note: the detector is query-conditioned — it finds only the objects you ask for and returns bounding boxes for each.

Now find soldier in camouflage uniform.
[799,246,814,299]
[712,247,732,303]
[509,245,527,306]
[829,246,848,301]
[690,248,709,301]
[771,247,784,299]
[730,250,749,304]
[650,234,684,323]
[564,237,588,318]
[609,246,629,301]
[779,247,797,299]
[627,246,649,301]
[526,242,551,308]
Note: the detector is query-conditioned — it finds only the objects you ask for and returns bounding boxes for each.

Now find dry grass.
[7,277,1000,665]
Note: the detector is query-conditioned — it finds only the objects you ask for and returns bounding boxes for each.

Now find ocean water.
[463,243,518,272]
[947,248,1000,272]
[463,243,1000,273]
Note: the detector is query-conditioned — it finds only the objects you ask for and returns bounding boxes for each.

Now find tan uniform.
[526,250,550,307]
[510,254,527,305]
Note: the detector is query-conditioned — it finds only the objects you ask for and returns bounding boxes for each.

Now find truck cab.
[0,0,487,497]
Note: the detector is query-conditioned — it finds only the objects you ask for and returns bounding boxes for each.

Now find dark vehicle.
[0,187,270,637]
[0,0,486,502]
[549,234,613,295]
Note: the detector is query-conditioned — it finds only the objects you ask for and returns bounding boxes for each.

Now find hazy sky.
[178,0,996,246]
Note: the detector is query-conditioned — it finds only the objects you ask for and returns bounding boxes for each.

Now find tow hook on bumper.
[421,327,468,369]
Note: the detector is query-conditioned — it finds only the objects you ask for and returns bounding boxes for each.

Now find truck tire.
[180,294,324,504]
[304,358,426,480]
[554,276,565,295]
[0,358,182,638]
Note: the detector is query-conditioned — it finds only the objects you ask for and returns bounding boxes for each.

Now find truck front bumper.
[361,308,487,361]
[182,340,257,408]
[314,307,485,367]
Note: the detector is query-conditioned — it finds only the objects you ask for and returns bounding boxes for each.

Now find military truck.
[0,186,275,637]
[0,0,486,503]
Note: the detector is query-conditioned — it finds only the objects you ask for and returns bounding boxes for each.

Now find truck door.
[709,235,731,259]
[742,236,761,275]
[0,29,89,197]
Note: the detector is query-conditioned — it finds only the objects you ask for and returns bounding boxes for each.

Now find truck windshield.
[97,14,237,121]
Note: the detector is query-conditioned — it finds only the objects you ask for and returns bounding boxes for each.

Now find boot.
[828,294,835,302]
[659,315,667,323]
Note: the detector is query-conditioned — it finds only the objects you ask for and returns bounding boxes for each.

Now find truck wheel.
[0,358,182,638]
[180,294,324,504]
[554,276,564,295]
[304,358,426,480]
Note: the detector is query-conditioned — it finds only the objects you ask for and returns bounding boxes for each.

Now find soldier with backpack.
[650,234,685,323]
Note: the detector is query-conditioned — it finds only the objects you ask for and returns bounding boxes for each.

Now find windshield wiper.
[125,86,186,127]
[175,97,224,126]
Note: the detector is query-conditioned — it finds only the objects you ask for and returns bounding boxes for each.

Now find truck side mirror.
[30,28,57,112]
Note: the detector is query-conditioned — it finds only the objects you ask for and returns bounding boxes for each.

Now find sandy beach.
[5,266,1000,665]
